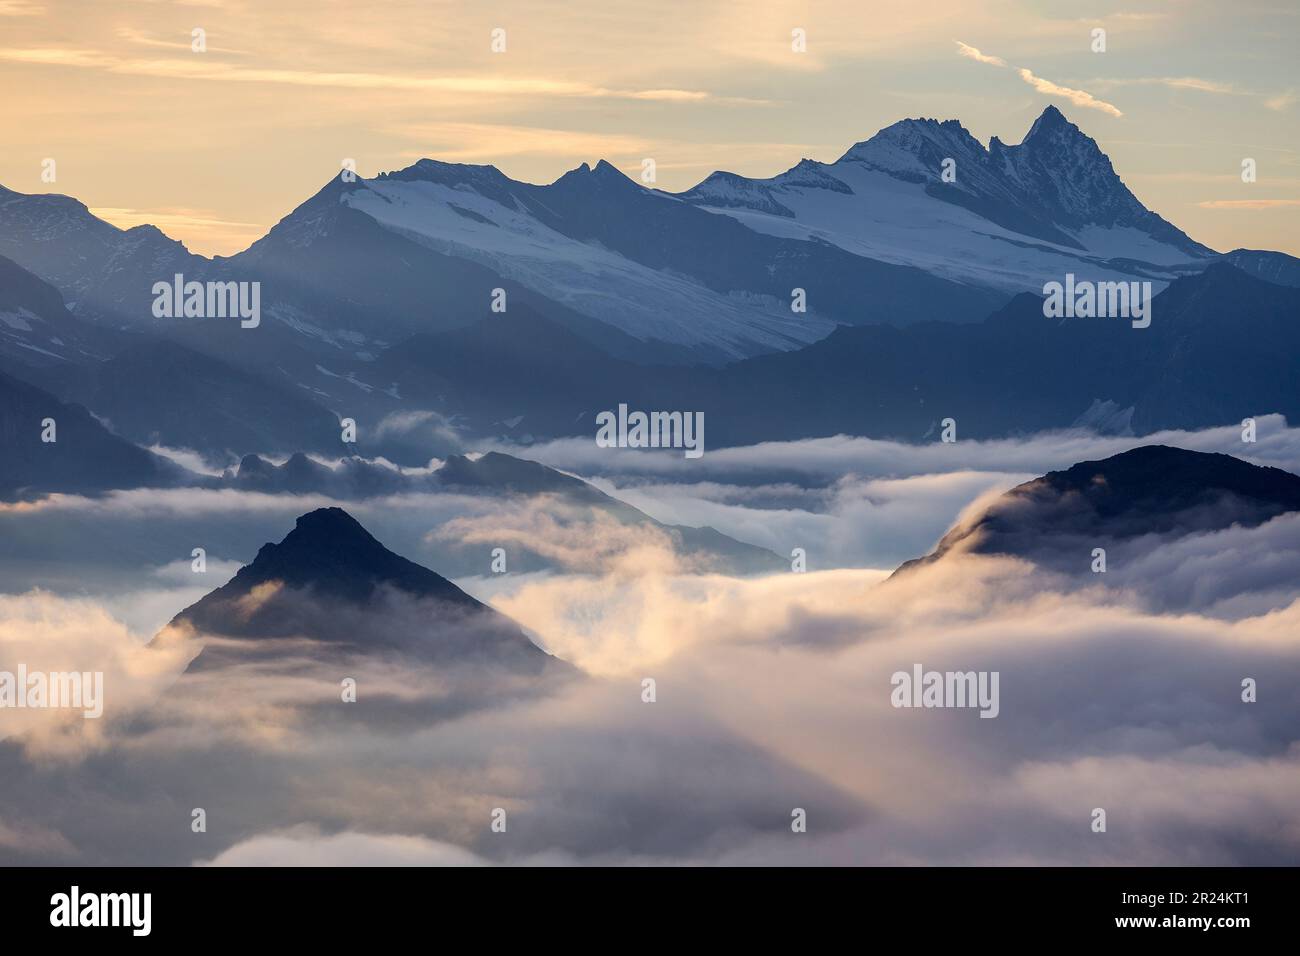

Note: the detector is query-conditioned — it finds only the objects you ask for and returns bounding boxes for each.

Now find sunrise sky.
[3,0,1296,256]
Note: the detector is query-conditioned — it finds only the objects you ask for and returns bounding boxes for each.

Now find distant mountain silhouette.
[224,451,785,575]
[894,446,1300,575]
[436,450,603,497]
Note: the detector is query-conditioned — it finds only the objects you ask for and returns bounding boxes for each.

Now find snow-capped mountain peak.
[0,105,1234,380]
[838,116,990,181]
[678,105,1215,294]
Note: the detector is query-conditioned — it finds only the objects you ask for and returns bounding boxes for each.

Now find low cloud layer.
[2,510,1298,864]
[2,424,1299,864]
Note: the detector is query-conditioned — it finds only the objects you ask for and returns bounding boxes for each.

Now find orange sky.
[3,0,1296,256]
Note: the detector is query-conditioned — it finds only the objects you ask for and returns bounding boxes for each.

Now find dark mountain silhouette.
[188,506,478,606]
[167,507,561,671]
[894,445,1300,575]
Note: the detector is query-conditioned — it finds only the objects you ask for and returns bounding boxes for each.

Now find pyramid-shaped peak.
[1033,103,1068,125]
[1021,104,1087,145]
[161,508,560,673]
[173,507,483,624]
[289,505,374,541]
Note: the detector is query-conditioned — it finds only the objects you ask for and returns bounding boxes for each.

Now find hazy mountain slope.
[60,338,348,460]
[369,263,1300,447]
[0,254,361,462]
[0,185,202,326]
[1218,248,1300,287]
[0,366,183,499]
[0,254,111,372]
[700,261,1300,444]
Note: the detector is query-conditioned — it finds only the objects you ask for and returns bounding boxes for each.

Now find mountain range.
[0,104,1297,472]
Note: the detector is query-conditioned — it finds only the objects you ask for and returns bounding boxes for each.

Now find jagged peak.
[839,115,986,163]
[380,157,512,188]
[1018,104,1099,154]
[551,158,639,190]
[1024,104,1069,135]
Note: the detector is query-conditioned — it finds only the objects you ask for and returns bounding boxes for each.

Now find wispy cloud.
[1267,90,1297,111]
[1087,76,1300,114]
[954,40,1122,117]
[391,124,650,163]
[1017,68,1123,117]
[0,0,42,15]
[114,27,247,56]
[0,47,713,101]
[954,40,1005,67]
[1088,76,1238,95]
[387,122,816,177]
[1196,199,1300,209]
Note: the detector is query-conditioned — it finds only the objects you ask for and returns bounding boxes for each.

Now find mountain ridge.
[0,105,1229,372]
